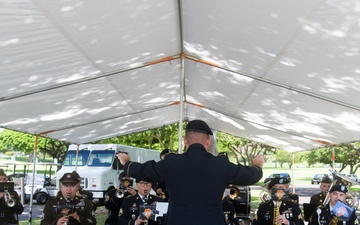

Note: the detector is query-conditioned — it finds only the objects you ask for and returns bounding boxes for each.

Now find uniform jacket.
[310,192,326,205]
[118,193,163,225]
[124,143,263,225]
[40,195,96,225]
[105,188,133,225]
[253,200,304,225]
[308,204,359,225]
[222,200,239,225]
[0,191,24,225]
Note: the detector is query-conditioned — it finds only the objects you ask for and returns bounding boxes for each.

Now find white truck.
[33,144,160,205]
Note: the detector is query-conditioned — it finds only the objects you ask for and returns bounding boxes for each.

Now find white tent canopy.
[1,0,360,152]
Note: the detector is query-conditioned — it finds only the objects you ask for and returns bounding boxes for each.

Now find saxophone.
[273,201,281,225]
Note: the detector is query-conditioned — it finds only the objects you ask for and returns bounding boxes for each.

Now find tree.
[275,150,292,168]
[0,129,69,163]
[95,123,182,151]
[217,132,276,166]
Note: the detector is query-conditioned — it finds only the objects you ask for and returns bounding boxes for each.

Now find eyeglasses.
[139,181,151,187]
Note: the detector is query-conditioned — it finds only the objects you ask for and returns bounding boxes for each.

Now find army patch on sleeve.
[118,208,123,216]
[105,195,110,202]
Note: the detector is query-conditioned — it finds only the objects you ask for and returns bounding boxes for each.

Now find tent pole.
[28,135,39,225]
[75,144,80,171]
[292,152,295,194]
[178,53,185,153]
[331,147,335,170]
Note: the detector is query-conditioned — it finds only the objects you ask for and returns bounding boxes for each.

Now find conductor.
[117,119,264,225]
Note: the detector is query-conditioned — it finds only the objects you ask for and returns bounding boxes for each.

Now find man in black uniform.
[0,169,24,225]
[310,175,332,205]
[41,172,96,225]
[153,149,170,201]
[309,184,359,225]
[118,119,264,225]
[105,172,136,225]
[253,177,304,225]
[118,178,163,225]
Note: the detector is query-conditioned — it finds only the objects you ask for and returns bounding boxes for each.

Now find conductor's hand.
[117,153,130,166]
[252,155,264,168]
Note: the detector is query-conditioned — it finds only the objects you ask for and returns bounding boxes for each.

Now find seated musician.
[308,184,359,225]
[0,169,24,225]
[253,177,304,225]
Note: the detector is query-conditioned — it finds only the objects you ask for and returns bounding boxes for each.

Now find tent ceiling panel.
[1,0,360,152]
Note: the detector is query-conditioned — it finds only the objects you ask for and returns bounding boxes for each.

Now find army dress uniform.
[308,204,359,225]
[118,193,163,225]
[309,192,326,205]
[40,195,96,225]
[0,191,24,225]
[253,200,304,225]
[104,187,133,225]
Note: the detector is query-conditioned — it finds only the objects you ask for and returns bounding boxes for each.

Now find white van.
[35,144,160,205]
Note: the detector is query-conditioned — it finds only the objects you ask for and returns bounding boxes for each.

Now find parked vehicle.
[311,174,327,184]
[263,173,291,184]
[34,144,160,205]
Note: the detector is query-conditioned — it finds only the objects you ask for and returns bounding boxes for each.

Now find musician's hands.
[126,186,137,196]
[135,216,146,225]
[56,215,69,225]
[69,211,80,222]
[276,214,289,225]
[117,152,130,166]
[252,155,264,168]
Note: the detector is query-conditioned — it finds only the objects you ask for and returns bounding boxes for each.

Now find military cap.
[0,169,6,176]
[268,177,289,190]
[186,120,213,135]
[321,175,332,183]
[60,172,79,184]
[71,171,81,181]
[135,177,152,183]
[329,184,348,193]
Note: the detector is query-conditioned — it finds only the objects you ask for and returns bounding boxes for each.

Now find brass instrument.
[115,189,125,198]
[323,171,359,210]
[259,188,272,202]
[229,186,239,200]
[273,201,281,225]
[4,190,16,207]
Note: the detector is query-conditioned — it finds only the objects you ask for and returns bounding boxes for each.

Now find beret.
[268,177,289,190]
[329,184,348,193]
[0,169,6,176]
[186,120,213,135]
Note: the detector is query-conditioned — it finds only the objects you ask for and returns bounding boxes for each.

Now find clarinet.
[64,193,71,225]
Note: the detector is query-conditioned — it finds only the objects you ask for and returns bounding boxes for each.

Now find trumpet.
[4,190,16,207]
[115,189,125,198]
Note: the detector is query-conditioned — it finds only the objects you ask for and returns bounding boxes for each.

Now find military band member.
[0,169,24,225]
[310,175,332,205]
[105,172,136,225]
[253,177,304,225]
[71,171,97,211]
[308,184,359,225]
[41,172,96,225]
[118,178,163,225]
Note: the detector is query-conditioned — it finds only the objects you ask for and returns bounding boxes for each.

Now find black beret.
[60,173,79,184]
[268,177,289,190]
[321,175,332,184]
[0,169,6,176]
[186,120,213,135]
[135,177,152,183]
[329,184,348,193]
[118,172,126,180]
